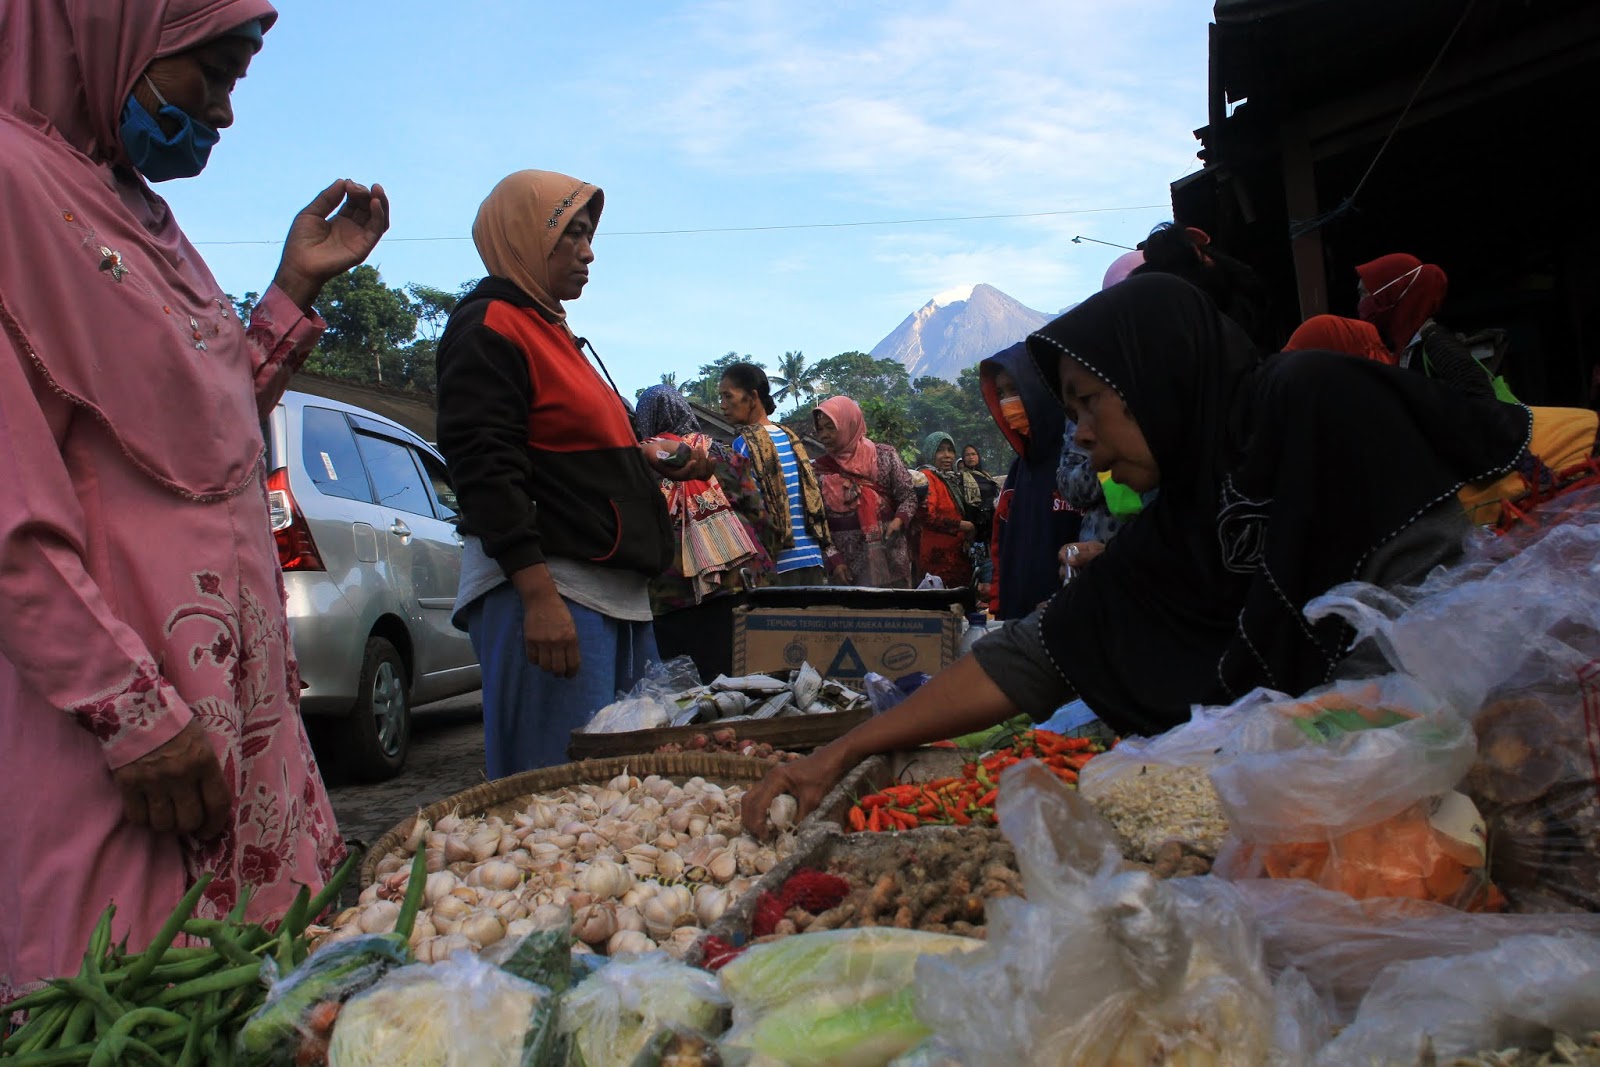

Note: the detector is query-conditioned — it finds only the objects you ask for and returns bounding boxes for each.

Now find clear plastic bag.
[583,655,702,733]
[1207,675,1495,908]
[912,761,1278,1067]
[1227,878,1600,1021]
[1078,700,1246,860]
[1308,521,1600,912]
[236,933,410,1066]
[326,952,550,1067]
[558,951,727,1067]
[716,928,983,1067]
[1313,933,1600,1066]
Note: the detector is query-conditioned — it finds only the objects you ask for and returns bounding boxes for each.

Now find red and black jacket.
[436,278,672,578]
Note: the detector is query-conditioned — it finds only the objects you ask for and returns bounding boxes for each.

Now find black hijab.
[1026,274,1531,735]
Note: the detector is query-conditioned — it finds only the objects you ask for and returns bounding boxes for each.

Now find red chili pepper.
[951,808,972,826]
[978,788,998,807]
[860,794,891,810]
[849,806,867,832]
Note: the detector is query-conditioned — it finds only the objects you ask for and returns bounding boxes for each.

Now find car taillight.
[266,468,325,572]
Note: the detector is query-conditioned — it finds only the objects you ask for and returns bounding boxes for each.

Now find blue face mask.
[119,77,220,182]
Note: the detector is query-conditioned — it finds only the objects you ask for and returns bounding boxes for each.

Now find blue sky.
[168,0,1211,396]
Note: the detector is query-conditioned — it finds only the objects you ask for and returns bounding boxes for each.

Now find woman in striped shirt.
[718,363,832,586]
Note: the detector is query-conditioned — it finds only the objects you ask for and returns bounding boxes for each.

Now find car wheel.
[334,636,411,782]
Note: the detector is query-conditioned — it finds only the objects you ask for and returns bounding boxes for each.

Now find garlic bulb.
[579,859,634,900]
[655,851,685,881]
[708,849,738,884]
[613,905,646,934]
[466,826,502,863]
[459,909,506,948]
[531,904,569,929]
[505,917,538,940]
[408,916,437,944]
[607,930,654,956]
[357,883,381,907]
[403,814,431,852]
[422,871,460,904]
[693,885,731,927]
[768,794,798,832]
[357,900,400,934]
[434,811,463,834]
[641,886,694,939]
[414,933,473,963]
[662,926,703,959]
[572,903,617,945]
[467,860,523,892]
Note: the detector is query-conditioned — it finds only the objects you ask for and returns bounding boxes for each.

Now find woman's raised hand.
[273,179,392,310]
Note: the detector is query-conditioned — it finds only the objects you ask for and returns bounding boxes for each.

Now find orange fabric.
[1284,314,1395,365]
[918,472,974,588]
[1356,253,1448,356]
[481,300,637,453]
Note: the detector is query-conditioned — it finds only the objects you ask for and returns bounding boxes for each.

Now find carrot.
[849,806,867,832]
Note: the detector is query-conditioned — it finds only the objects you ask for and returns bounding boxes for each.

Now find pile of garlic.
[326,773,799,963]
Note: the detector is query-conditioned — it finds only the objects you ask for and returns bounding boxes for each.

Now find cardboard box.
[732,601,963,680]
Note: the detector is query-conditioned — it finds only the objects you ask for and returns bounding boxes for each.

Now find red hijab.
[1356,253,1448,358]
[1284,314,1396,365]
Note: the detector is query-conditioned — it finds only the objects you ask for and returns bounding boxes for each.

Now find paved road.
[322,691,488,858]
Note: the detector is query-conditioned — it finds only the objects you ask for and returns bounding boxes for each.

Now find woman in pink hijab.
[812,397,917,587]
[0,0,390,1001]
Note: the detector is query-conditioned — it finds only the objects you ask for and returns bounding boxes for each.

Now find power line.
[189,203,1169,247]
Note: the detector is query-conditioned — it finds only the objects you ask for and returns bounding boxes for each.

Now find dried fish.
[749,692,794,720]
[710,673,789,694]
[790,662,822,708]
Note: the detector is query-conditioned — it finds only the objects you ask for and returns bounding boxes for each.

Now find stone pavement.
[323,691,489,858]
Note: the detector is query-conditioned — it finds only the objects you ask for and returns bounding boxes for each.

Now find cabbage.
[327,955,546,1067]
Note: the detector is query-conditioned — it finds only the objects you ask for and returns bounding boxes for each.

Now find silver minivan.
[264,391,480,780]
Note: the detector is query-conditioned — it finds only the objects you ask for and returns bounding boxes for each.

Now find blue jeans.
[463,583,658,778]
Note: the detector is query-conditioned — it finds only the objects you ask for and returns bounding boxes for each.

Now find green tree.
[406,283,459,344]
[811,351,911,404]
[770,350,819,413]
[860,396,917,458]
[229,291,260,322]
[684,351,761,407]
[305,265,418,386]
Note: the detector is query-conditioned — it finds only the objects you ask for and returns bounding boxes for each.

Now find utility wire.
[190,203,1169,247]
[1288,0,1478,240]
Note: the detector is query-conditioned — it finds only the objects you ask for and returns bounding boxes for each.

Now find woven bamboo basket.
[358,752,775,889]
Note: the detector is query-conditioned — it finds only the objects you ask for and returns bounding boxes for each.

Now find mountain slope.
[870,283,1053,382]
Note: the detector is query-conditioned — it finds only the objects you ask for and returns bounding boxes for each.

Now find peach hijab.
[471,169,605,323]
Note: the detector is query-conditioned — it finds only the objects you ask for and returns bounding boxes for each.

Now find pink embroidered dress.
[0,0,341,1002]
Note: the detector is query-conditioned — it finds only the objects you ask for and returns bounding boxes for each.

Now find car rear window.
[301,406,373,502]
[354,432,435,518]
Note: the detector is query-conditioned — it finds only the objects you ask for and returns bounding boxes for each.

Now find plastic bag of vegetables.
[913,761,1278,1067]
[327,953,549,1067]
[557,951,726,1067]
[717,927,983,1067]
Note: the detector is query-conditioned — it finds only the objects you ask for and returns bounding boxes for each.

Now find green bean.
[58,1000,96,1049]
[1,1041,98,1066]
[151,963,263,1005]
[86,1007,187,1067]
[85,907,115,971]
[120,874,213,1000]
[54,976,131,1025]
[278,884,311,944]
[302,849,361,930]
[394,846,428,940]
[7,1001,68,1055]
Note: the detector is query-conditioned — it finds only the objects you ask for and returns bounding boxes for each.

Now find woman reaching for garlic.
[329,773,800,961]
[744,274,1540,836]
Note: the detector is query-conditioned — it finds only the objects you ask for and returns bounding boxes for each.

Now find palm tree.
[770,351,818,413]
[659,371,683,392]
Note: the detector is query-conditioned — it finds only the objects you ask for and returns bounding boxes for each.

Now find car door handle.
[389,519,412,538]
